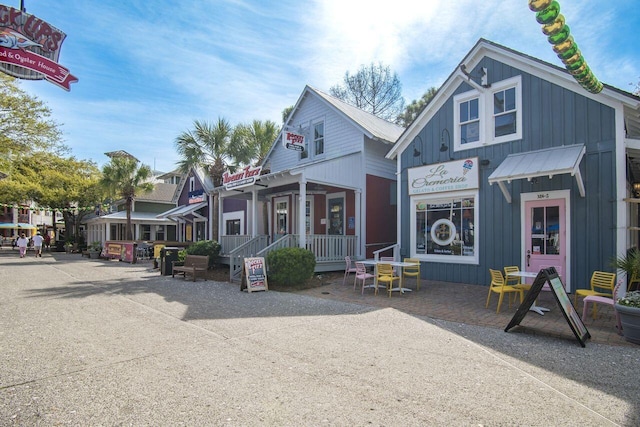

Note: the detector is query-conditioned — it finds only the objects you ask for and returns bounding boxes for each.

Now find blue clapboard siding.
[400,56,617,288]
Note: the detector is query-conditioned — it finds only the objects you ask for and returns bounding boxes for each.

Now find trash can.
[160,246,180,276]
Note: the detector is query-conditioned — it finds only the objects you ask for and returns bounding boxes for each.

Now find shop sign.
[283,130,305,152]
[408,158,479,196]
[222,165,262,190]
[188,189,204,204]
[0,5,77,90]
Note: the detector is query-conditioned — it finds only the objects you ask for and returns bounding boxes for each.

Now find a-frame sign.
[505,267,590,347]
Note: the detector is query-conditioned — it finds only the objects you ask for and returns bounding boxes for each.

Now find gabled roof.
[135,182,177,203]
[262,85,404,165]
[387,38,640,160]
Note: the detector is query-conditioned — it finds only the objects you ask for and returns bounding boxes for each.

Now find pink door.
[524,198,566,285]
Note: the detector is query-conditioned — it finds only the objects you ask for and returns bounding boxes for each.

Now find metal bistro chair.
[354,262,376,295]
[402,258,421,291]
[582,280,623,334]
[343,256,357,285]
[377,263,400,297]
[486,269,524,314]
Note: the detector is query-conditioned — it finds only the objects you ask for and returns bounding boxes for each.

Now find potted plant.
[64,241,73,253]
[88,241,102,259]
[615,290,640,344]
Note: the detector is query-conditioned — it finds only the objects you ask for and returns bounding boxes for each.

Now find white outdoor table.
[360,260,416,294]
[506,271,551,315]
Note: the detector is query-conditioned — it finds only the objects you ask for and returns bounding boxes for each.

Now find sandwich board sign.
[240,257,268,293]
[505,267,590,347]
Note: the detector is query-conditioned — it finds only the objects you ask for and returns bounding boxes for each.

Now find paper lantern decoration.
[529,0,603,94]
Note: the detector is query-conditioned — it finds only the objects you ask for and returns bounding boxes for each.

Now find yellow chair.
[402,258,421,291]
[504,266,529,303]
[377,263,400,297]
[485,269,524,313]
[574,271,616,304]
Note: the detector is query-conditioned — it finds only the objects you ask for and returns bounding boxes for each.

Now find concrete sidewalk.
[1,250,639,426]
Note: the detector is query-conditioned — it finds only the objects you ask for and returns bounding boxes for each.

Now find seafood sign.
[0,5,77,91]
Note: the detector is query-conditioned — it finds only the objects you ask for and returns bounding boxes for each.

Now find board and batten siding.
[270,94,363,173]
[400,57,617,288]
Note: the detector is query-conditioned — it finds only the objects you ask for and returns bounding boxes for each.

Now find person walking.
[44,233,51,252]
[32,232,44,257]
[16,233,28,258]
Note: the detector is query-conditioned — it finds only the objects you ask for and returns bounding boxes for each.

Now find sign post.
[240,257,268,293]
[505,267,590,347]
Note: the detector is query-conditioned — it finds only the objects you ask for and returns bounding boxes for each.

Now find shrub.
[267,247,316,287]
[185,240,221,268]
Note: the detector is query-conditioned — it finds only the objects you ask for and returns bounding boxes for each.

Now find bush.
[267,247,316,287]
[185,240,221,269]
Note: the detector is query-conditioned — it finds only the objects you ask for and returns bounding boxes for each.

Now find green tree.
[281,105,294,123]
[397,87,438,127]
[175,118,247,240]
[330,62,405,122]
[0,73,66,181]
[100,156,153,241]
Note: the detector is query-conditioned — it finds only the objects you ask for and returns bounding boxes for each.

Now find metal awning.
[488,144,586,203]
[156,201,207,220]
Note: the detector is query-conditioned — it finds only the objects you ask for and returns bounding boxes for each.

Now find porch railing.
[228,234,358,282]
[228,235,269,282]
[372,243,400,261]
[219,235,252,255]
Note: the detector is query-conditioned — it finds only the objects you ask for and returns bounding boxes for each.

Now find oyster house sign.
[0,4,78,90]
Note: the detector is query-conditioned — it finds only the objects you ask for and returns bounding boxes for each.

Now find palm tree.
[233,120,279,234]
[175,118,244,240]
[100,156,154,241]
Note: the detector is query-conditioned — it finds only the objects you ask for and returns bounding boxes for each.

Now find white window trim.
[313,120,325,156]
[410,190,479,265]
[326,192,345,235]
[295,195,314,235]
[453,75,522,151]
[189,177,195,192]
[222,211,244,235]
[274,196,289,234]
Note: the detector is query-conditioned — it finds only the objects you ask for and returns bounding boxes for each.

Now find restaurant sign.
[188,189,205,204]
[222,165,262,191]
[0,5,78,90]
[283,130,305,152]
[408,158,479,196]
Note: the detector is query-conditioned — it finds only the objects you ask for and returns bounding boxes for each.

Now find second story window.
[314,122,324,155]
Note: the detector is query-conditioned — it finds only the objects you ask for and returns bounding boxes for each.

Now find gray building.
[387,39,640,293]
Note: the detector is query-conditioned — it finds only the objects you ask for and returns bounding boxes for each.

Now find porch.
[219,234,358,282]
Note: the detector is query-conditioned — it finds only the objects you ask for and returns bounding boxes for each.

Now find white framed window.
[222,211,244,235]
[410,190,479,264]
[189,177,195,192]
[314,121,324,155]
[454,75,522,151]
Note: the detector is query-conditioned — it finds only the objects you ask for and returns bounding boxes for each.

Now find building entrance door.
[523,192,568,290]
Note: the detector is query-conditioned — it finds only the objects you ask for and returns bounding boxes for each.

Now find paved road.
[1,251,639,426]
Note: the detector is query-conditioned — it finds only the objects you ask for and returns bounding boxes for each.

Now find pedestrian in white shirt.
[31,232,44,257]
[16,233,28,258]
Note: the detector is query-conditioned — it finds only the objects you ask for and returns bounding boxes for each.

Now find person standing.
[44,233,51,252]
[32,232,44,257]
[16,233,28,258]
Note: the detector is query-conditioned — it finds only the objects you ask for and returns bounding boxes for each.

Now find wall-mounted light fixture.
[480,159,491,166]
[633,182,640,197]
[440,128,453,160]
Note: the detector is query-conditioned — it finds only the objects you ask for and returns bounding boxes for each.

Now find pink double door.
[524,196,567,287]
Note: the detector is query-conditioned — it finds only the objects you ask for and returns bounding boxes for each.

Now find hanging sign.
[0,5,78,90]
[240,257,268,293]
[408,158,480,196]
[283,130,305,152]
[505,267,590,347]
[222,165,262,190]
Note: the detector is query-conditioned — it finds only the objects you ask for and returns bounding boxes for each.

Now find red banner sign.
[0,6,77,90]
[223,165,262,190]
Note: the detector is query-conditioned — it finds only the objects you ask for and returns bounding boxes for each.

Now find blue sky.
[10,0,640,173]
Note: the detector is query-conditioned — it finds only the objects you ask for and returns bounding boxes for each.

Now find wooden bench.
[172,255,209,282]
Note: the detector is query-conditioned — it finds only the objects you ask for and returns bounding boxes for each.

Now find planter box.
[615,303,640,345]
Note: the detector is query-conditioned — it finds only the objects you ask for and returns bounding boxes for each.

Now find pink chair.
[343,256,357,285]
[354,262,375,294]
[582,280,623,334]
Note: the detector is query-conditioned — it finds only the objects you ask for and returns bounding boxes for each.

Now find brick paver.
[297,275,632,347]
